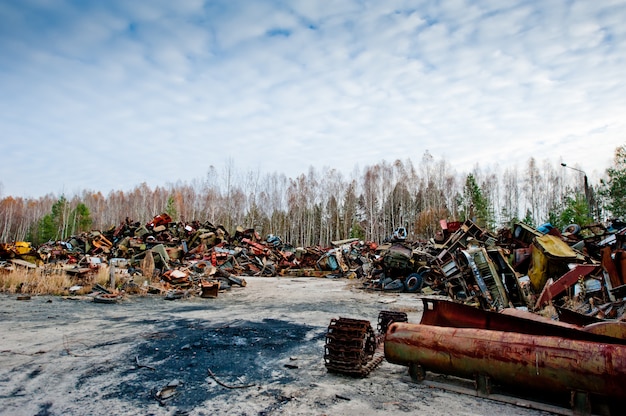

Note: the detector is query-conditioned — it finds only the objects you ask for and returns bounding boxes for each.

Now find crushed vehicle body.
[0,241,43,265]
[436,220,531,310]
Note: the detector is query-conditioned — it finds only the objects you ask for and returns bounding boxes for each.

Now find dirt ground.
[0,277,554,416]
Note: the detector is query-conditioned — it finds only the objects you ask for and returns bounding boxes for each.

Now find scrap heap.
[432,219,626,321]
[1,213,373,298]
[4,211,626,316]
[335,220,626,413]
[360,219,626,321]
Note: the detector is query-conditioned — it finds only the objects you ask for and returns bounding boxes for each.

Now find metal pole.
[561,163,591,220]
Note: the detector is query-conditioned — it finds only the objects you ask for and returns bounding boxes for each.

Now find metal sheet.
[534,264,598,309]
[419,298,626,344]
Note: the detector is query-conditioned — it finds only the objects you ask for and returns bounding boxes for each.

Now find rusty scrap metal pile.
[5,213,626,410]
[3,212,626,318]
[0,213,375,299]
[327,220,626,413]
[363,219,626,322]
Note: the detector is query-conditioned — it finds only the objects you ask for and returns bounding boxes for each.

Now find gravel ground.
[0,277,555,416]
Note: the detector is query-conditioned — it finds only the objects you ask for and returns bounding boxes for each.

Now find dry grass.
[537,304,559,320]
[1,263,160,296]
[0,264,121,295]
[95,266,112,287]
[0,267,73,295]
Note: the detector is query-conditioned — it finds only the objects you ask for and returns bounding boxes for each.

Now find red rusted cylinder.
[384,322,626,398]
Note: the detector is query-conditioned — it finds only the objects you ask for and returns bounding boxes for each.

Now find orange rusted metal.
[242,238,268,256]
[91,234,113,253]
[147,213,172,228]
[420,298,626,344]
[384,322,626,398]
[200,280,219,298]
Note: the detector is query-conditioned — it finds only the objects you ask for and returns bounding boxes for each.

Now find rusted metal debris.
[0,241,43,265]
[1,213,375,299]
[324,311,407,378]
[360,218,626,325]
[385,323,626,410]
[534,264,598,310]
[199,280,220,298]
[4,210,626,324]
[93,293,121,304]
[330,219,626,412]
[384,298,626,413]
[377,310,408,334]
[419,298,626,345]
[324,317,378,377]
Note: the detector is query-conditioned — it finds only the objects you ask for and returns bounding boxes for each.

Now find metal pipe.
[384,322,626,398]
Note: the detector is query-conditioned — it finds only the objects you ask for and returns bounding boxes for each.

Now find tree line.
[2,147,625,247]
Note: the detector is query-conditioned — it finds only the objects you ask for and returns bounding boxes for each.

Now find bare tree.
[362,165,382,242]
[1,154,612,247]
[500,166,520,226]
[523,158,542,225]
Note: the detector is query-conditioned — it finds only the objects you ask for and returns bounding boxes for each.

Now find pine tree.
[460,174,493,229]
[601,145,626,219]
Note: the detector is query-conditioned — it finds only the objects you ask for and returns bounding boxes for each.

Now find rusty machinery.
[325,300,626,414]
[384,299,626,414]
[324,311,407,377]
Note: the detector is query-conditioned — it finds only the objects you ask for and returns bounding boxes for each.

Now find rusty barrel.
[384,322,626,398]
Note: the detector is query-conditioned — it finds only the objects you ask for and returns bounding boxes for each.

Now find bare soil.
[0,277,552,416]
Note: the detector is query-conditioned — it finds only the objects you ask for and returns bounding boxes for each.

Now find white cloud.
[0,0,625,198]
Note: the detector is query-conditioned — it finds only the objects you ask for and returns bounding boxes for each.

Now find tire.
[563,224,581,235]
[404,273,423,293]
[93,294,119,304]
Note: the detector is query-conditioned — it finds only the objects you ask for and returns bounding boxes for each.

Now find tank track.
[324,311,408,377]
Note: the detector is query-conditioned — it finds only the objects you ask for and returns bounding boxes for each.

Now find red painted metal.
[384,322,626,398]
[534,264,598,309]
[242,238,268,256]
[420,298,626,344]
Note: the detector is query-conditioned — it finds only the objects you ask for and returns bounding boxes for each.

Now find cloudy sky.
[1,0,625,198]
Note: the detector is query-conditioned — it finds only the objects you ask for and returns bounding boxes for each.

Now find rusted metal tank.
[384,321,626,399]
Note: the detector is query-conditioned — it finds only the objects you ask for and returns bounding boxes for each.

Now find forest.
[1,147,625,247]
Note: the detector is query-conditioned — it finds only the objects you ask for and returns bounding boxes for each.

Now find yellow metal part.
[14,241,34,255]
[528,234,580,293]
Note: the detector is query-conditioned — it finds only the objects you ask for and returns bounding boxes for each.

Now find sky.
[1,0,625,198]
